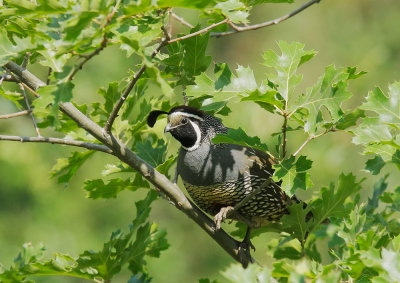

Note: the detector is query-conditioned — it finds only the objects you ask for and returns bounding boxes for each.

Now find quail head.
[147,105,297,248]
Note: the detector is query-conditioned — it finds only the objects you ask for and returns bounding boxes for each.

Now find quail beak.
[164,124,171,133]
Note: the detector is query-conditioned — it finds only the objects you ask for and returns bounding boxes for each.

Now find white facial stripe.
[169,111,204,121]
[182,120,201,151]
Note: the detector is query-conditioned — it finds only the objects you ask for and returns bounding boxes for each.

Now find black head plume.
[147,110,168,127]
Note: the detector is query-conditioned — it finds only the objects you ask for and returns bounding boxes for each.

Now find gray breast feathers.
[177,142,273,186]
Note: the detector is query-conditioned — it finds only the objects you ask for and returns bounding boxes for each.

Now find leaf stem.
[281,114,288,159]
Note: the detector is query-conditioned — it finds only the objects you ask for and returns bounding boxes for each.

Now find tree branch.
[293,129,334,156]
[168,18,229,44]
[0,135,113,154]
[212,0,321,37]
[171,11,194,29]
[0,110,31,119]
[20,83,41,137]
[3,61,45,91]
[103,32,170,134]
[4,62,253,267]
[68,1,121,81]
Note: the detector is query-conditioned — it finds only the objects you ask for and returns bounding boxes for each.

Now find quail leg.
[214,206,235,230]
[240,226,255,251]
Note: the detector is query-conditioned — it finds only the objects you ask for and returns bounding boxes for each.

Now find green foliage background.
[1,0,400,282]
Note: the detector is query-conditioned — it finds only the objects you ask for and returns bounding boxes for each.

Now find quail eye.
[181,117,188,124]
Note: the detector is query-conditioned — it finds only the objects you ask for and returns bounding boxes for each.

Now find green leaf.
[98,81,120,115]
[365,155,385,175]
[241,89,283,113]
[180,27,212,84]
[156,155,177,177]
[0,28,37,65]
[221,263,272,283]
[33,82,74,128]
[273,238,303,260]
[51,151,95,183]
[135,139,167,168]
[243,0,294,4]
[186,65,257,103]
[0,89,23,108]
[263,41,316,105]
[293,65,353,134]
[311,173,362,226]
[83,175,150,199]
[352,118,392,145]
[213,127,269,152]
[157,0,213,9]
[336,109,365,130]
[366,176,388,214]
[77,191,168,280]
[63,11,98,41]
[214,0,249,24]
[360,83,400,127]
[272,155,313,196]
[38,50,72,73]
[281,203,311,244]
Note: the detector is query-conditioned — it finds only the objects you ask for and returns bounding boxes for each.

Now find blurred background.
[1,0,400,282]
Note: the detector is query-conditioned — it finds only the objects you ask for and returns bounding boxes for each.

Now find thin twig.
[46,67,52,85]
[68,0,121,80]
[103,30,170,134]
[212,0,321,37]
[171,12,194,29]
[0,110,32,119]
[166,8,173,39]
[168,18,229,44]
[293,129,334,156]
[68,33,108,81]
[20,83,41,137]
[21,52,30,69]
[0,135,114,154]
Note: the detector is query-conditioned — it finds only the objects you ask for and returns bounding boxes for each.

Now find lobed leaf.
[293,65,353,134]
[272,155,313,196]
[84,175,150,199]
[213,127,269,152]
[51,150,96,183]
[311,173,362,226]
[263,41,316,104]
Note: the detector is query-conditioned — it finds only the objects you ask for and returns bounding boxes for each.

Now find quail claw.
[213,206,234,230]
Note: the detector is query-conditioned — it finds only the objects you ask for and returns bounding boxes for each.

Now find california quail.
[147,105,298,249]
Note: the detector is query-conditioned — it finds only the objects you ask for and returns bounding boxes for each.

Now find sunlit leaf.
[263,41,316,105]
[213,127,269,152]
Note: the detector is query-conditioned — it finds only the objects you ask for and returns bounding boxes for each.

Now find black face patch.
[169,121,198,148]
